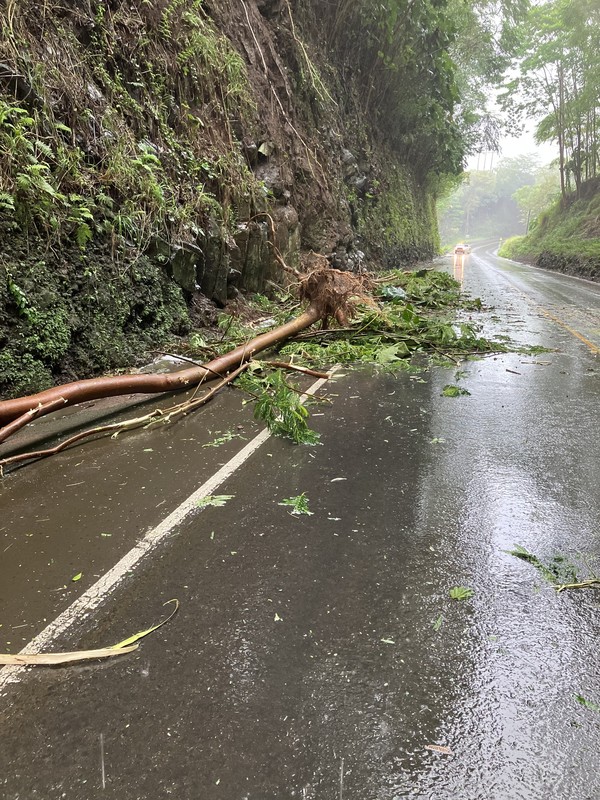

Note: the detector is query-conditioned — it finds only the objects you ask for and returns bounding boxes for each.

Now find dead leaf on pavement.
[0,645,138,666]
[0,599,179,666]
[425,744,454,755]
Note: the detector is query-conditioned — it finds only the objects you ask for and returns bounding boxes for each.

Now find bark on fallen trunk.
[0,265,371,445]
[0,305,321,431]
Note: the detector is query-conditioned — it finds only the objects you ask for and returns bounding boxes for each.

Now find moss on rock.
[0,223,189,398]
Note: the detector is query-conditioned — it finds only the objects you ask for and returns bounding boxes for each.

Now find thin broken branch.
[0,363,250,470]
[264,361,328,379]
[0,397,67,445]
[556,579,600,593]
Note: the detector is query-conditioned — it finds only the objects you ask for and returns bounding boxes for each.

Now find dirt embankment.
[499,178,600,281]
[0,0,439,398]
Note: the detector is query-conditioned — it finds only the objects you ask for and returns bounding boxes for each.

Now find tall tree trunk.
[558,62,567,202]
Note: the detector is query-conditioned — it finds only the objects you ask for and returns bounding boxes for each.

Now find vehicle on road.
[454,242,471,255]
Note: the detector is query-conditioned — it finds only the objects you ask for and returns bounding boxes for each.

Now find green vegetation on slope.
[499,179,600,279]
[0,0,529,398]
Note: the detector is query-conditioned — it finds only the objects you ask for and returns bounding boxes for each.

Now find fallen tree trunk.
[0,305,321,434]
[0,265,373,446]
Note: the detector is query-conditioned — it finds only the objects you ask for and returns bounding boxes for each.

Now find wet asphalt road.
[1,245,600,799]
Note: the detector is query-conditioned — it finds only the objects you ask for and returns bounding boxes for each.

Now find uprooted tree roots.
[298,260,375,327]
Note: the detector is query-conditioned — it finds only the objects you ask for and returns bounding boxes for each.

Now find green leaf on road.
[202,431,242,448]
[111,599,179,649]
[375,344,402,365]
[278,492,313,515]
[433,614,443,631]
[442,384,471,397]
[507,544,579,586]
[449,586,474,600]
[576,694,600,712]
[71,573,82,582]
[196,495,235,508]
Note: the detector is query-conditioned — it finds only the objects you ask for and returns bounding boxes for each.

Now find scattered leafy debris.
[381,638,396,644]
[442,384,471,397]
[280,270,508,375]
[202,431,243,448]
[507,545,580,587]
[526,345,552,355]
[377,269,463,309]
[239,369,320,445]
[575,694,600,712]
[278,492,314,515]
[379,285,407,301]
[196,495,235,509]
[432,614,444,631]
[71,572,82,582]
[449,586,474,601]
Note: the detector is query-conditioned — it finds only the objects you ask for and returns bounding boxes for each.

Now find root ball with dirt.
[297,261,375,327]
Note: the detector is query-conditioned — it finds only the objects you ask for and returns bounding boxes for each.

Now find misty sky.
[467,124,556,171]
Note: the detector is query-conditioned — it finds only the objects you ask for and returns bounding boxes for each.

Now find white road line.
[0,370,335,695]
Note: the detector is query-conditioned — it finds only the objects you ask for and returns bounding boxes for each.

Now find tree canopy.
[437,155,559,243]
[308,0,530,183]
[503,0,600,200]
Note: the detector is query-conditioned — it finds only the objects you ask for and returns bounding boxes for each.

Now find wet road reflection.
[1,248,600,798]
[452,252,465,284]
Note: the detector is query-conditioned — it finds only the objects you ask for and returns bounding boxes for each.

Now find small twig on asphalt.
[264,360,329,379]
[430,345,461,365]
[285,384,332,402]
[556,579,600,593]
[100,733,106,790]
